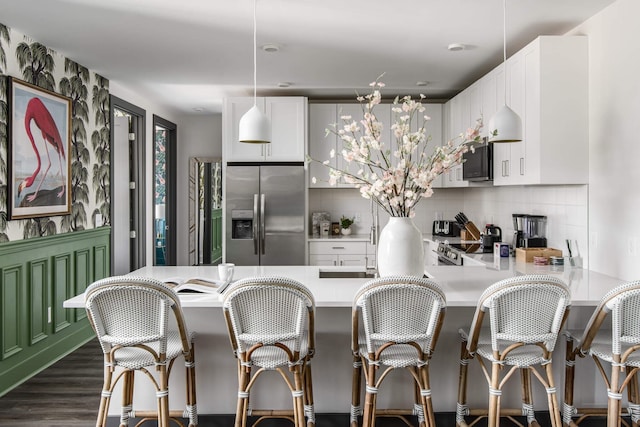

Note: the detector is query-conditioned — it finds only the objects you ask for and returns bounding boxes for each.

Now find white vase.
[341,227,352,236]
[377,217,424,277]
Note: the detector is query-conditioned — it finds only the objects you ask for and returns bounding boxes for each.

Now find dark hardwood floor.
[0,338,608,426]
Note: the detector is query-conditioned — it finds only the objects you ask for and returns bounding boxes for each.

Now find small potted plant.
[340,215,355,235]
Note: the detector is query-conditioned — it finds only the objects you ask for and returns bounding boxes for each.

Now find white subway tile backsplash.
[309,184,588,265]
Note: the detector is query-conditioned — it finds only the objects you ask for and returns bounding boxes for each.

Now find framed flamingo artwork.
[8,78,71,219]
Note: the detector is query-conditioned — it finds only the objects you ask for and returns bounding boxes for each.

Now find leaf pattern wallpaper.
[0,23,110,241]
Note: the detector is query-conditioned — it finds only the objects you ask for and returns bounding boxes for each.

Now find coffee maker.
[513,214,547,248]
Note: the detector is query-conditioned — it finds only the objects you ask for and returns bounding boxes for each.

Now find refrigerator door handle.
[253,194,259,255]
[260,194,266,255]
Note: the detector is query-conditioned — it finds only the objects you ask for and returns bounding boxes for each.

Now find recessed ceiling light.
[277,82,292,88]
[192,107,204,112]
[261,44,280,53]
[448,43,465,52]
[416,81,429,87]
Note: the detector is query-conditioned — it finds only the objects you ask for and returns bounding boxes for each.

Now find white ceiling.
[1,0,615,114]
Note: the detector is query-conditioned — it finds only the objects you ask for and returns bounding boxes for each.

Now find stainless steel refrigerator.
[225,163,306,265]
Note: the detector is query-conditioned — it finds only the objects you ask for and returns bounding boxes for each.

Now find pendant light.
[239,0,271,144]
[488,0,522,143]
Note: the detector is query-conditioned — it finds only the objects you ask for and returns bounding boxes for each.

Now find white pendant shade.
[239,105,271,144]
[488,104,522,143]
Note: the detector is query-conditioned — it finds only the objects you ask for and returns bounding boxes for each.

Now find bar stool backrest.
[468,275,570,353]
[223,276,315,354]
[85,276,191,356]
[354,276,447,355]
[578,280,640,356]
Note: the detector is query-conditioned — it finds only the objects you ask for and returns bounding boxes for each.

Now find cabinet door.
[506,50,526,185]
[486,64,512,186]
[223,97,266,161]
[309,254,338,266]
[412,104,443,188]
[338,254,368,267]
[335,104,363,187]
[265,97,307,161]
[308,104,337,188]
[443,93,469,187]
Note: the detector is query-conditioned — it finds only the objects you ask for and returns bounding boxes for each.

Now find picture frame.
[8,78,72,219]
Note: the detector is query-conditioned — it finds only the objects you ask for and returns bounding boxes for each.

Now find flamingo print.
[18,97,66,202]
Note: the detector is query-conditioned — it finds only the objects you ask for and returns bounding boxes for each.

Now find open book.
[164,277,227,294]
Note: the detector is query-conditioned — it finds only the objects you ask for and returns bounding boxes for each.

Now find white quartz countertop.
[64,262,624,309]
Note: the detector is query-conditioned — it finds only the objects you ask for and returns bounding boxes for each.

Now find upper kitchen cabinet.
[308,103,392,188]
[442,89,470,188]
[412,103,444,188]
[518,36,588,185]
[223,97,307,162]
[308,103,338,188]
[491,36,588,185]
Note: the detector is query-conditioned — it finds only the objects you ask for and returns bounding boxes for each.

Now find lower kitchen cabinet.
[308,240,375,268]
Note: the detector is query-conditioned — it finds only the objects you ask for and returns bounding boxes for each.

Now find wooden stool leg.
[158,363,170,427]
[235,359,250,427]
[543,361,562,427]
[303,362,316,427]
[456,339,470,427]
[627,367,640,427]
[563,339,578,427]
[521,368,537,426]
[120,370,134,427]
[97,362,113,427]
[609,358,623,427]
[419,364,435,427]
[351,355,362,427]
[488,361,501,427]
[293,368,306,427]
[185,346,198,427]
[362,361,377,427]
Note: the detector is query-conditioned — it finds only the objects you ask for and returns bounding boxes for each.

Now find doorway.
[153,115,177,266]
[110,96,146,274]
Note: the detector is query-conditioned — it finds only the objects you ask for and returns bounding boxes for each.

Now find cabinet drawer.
[309,241,366,255]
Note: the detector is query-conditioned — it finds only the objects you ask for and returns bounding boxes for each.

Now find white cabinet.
[308,240,375,268]
[518,36,588,185]
[444,36,588,187]
[308,103,337,188]
[443,93,469,188]
[223,97,307,162]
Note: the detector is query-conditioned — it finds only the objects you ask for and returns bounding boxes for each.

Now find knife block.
[464,221,482,241]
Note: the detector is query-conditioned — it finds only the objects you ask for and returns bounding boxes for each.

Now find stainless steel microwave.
[462,138,493,181]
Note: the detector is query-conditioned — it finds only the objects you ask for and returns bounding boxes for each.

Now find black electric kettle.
[481,224,502,252]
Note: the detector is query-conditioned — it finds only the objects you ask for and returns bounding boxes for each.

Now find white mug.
[218,263,235,282]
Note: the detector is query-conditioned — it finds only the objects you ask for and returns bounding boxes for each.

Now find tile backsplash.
[308,184,588,265]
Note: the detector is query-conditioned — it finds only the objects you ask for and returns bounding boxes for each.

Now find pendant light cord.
[252,0,257,106]
[502,0,507,104]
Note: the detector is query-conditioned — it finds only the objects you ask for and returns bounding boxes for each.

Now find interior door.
[112,115,130,275]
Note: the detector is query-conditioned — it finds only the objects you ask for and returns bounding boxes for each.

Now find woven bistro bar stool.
[350,276,447,427]
[563,280,640,427]
[456,275,571,427]
[222,276,316,427]
[84,276,198,427]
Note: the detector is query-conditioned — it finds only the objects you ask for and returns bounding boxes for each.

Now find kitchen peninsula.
[64,262,622,416]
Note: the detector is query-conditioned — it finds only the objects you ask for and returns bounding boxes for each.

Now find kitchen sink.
[318,270,377,279]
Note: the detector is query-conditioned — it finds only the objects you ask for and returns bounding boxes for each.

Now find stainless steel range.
[435,241,482,266]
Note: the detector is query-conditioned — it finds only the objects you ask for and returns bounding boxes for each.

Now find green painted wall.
[0,227,110,396]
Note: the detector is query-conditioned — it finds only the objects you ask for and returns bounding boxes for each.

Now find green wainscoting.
[211,208,223,264]
[0,227,110,397]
